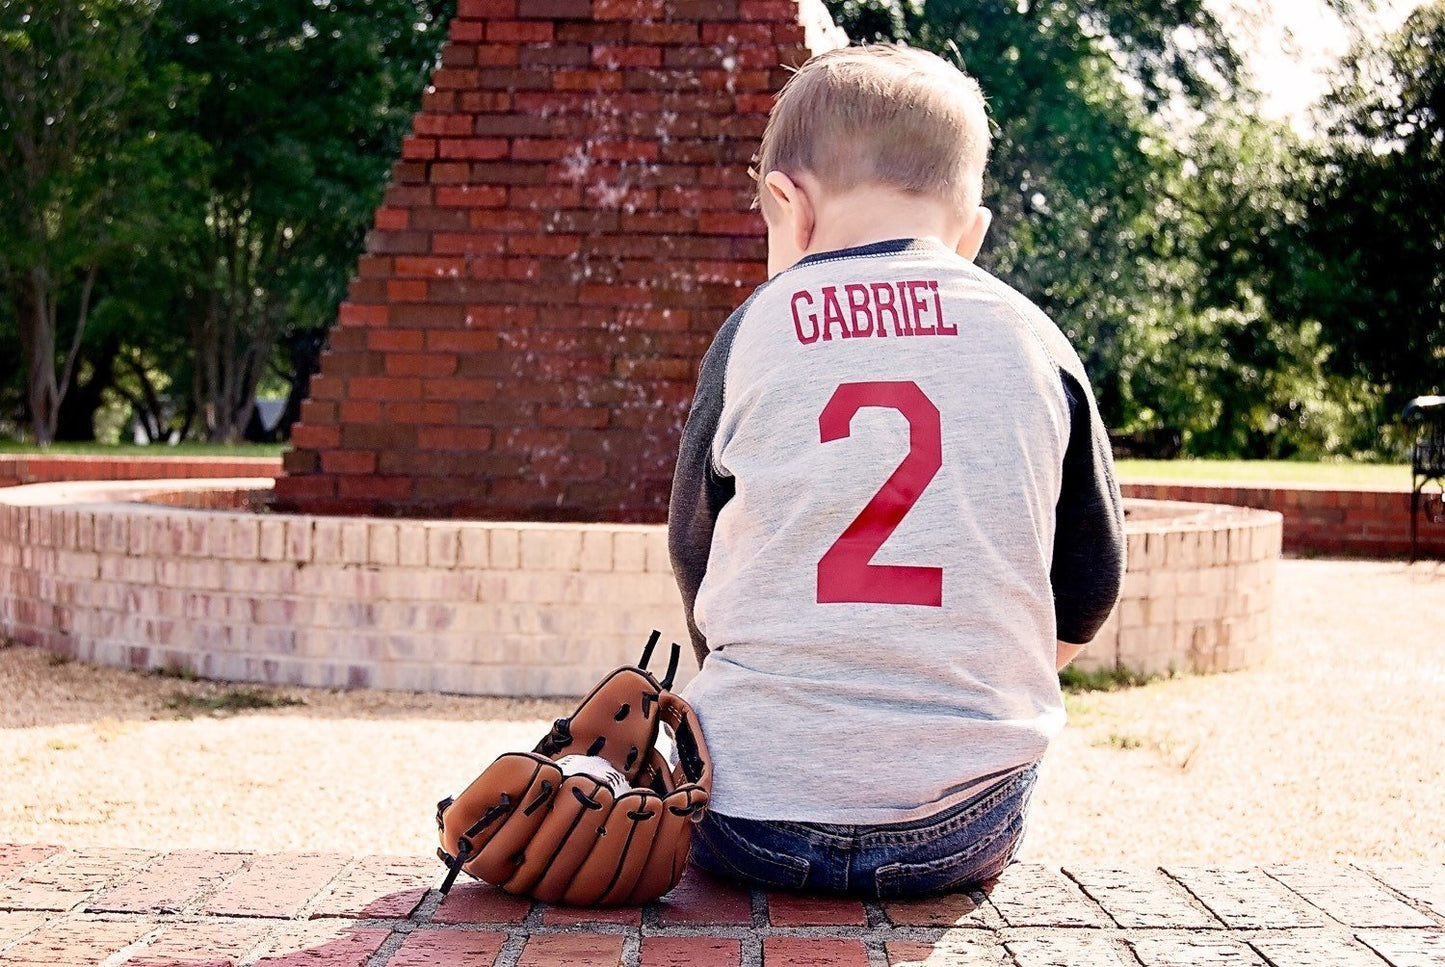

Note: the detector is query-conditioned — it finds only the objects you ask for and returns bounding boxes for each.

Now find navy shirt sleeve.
[667,308,744,667]
[1051,368,1127,644]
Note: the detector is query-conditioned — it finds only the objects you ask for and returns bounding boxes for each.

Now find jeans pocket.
[693,814,811,891]
[872,812,1024,899]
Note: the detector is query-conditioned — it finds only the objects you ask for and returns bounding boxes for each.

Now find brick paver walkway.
[0,846,1441,965]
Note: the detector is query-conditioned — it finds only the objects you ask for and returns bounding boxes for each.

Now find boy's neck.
[806,185,965,258]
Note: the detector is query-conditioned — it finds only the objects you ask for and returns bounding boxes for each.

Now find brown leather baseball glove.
[436,632,712,906]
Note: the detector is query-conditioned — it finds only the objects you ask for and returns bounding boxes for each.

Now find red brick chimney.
[273,0,841,522]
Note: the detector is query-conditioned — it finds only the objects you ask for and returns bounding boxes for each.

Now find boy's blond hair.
[757,44,991,211]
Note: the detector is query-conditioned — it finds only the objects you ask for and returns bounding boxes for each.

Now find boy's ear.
[956,206,992,262]
[763,170,816,253]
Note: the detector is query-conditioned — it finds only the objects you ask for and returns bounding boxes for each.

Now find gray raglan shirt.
[668,238,1125,825]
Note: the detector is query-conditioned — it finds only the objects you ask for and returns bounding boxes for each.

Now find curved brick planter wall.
[1081,499,1281,678]
[0,481,1280,694]
[0,455,281,488]
[0,479,684,696]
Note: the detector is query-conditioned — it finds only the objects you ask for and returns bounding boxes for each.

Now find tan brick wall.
[1,480,691,696]
[1,482,1281,694]
[1075,500,1283,678]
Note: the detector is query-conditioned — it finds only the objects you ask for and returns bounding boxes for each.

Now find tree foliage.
[0,0,200,445]
[1129,113,1384,457]
[1302,1,1445,404]
[147,0,453,442]
[0,0,451,444]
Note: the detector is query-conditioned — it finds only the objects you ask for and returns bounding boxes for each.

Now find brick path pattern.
[1,846,1441,966]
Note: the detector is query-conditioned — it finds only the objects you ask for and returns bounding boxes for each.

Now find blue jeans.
[689,763,1037,898]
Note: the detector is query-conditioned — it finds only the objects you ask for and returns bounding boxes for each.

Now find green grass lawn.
[0,441,286,458]
[1115,459,1411,488]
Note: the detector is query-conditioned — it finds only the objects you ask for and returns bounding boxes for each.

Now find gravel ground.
[2,557,1442,865]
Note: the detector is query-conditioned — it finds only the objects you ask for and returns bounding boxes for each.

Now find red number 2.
[817,381,943,606]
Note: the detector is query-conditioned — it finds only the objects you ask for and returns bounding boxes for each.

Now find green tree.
[146,0,454,442]
[0,0,199,445]
[1304,1,1445,404]
[1123,112,1385,458]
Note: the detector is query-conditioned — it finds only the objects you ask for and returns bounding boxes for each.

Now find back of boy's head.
[757,44,991,211]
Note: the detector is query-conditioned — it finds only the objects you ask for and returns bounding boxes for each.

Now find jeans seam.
[760,819,855,849]
[858,767,1033,848]
[692,830,758,884]
[873,812,1025,897]
[703,815,810,888]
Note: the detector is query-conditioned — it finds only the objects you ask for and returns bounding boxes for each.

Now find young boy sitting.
[666,44,1126,898]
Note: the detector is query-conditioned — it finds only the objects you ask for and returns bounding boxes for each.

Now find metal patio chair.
[1404,395,1445,561]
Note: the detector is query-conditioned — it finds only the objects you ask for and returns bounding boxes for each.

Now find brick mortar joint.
[1260,863,1445,930]
[14,898,1441,939]
[1350,861,1445,926]
[363,923,413,967]
[98,922,169,967]
[14,908,1444,941]
[1059,867,1149,927]
[296,854,366,921]
[4,910,1440,967]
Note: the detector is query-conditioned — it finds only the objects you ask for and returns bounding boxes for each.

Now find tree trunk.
[16,268,59,446]
[194,205,275,445]
[191,282,221,442]
[12,261,100,446]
